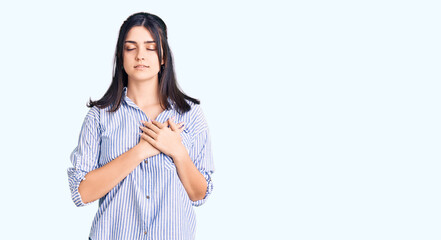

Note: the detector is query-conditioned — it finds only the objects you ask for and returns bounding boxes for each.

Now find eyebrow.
[124,40,156,44]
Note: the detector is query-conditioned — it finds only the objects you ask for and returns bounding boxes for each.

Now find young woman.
[67,12,214,240]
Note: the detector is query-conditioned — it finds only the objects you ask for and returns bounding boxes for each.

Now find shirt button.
[146,195,150,199]
[144,231,147,234]
[144,160,148,164]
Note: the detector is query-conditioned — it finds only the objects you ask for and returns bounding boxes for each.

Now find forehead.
[125,26,155,43]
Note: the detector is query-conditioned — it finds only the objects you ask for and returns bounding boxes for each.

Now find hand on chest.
[100,114,193,165]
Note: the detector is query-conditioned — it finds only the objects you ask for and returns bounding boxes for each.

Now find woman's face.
[123,26,163,83]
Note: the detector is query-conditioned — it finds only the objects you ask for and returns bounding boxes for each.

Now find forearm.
[172,150,208,201]
[78,144,157,204]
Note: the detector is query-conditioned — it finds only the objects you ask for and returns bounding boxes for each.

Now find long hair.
[87,12,200,114]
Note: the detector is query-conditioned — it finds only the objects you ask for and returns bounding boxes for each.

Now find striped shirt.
[67,87,214,240]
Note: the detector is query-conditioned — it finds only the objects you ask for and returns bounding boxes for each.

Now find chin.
[129,74,159,82]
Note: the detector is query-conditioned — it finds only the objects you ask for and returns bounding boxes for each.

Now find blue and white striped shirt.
[67,87,214,240]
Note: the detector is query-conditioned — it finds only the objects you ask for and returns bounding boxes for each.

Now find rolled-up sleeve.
[189,124,215,207]
[67,111,101,207]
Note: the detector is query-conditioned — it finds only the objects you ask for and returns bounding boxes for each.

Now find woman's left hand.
[140,117,187,159]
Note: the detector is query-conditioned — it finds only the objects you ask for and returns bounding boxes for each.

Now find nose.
[136,49,145,61]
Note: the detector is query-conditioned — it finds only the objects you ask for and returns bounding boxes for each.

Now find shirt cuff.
[67,167,93,207]
[191,171,214,207]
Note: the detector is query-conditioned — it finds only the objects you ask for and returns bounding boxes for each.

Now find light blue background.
[0,0,440,239]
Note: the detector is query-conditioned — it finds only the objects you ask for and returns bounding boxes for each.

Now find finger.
[178,123,185,133]
[142,120,160,133]
[140,132,156,147]
[168,118,178,131]
[176,122,185,133]
[151,119,166,129]
[139,132,151,141]
[140,126,158,140]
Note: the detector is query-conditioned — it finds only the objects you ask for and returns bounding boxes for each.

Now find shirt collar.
[122,86,175,110]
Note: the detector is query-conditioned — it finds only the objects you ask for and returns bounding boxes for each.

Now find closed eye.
[146,44,157,51]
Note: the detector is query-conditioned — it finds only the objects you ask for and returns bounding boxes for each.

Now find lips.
[134,65,149,68]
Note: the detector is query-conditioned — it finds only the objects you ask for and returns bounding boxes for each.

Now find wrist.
[136,140,161,159]
[132,143,146,161]
[171,146,189,162]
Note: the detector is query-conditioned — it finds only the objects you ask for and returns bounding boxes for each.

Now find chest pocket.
[180,128,193,152]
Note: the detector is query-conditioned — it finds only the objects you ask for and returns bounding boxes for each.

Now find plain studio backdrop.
[0,0,440,239]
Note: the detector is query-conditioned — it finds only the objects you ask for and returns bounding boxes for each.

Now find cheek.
[123,52,130,61]
[154,53,162,64]
[122,54,131,69]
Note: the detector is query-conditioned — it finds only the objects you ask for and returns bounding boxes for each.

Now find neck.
[126,76,161,109]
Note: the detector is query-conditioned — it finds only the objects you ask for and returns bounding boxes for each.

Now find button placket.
[145,174,152,227]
